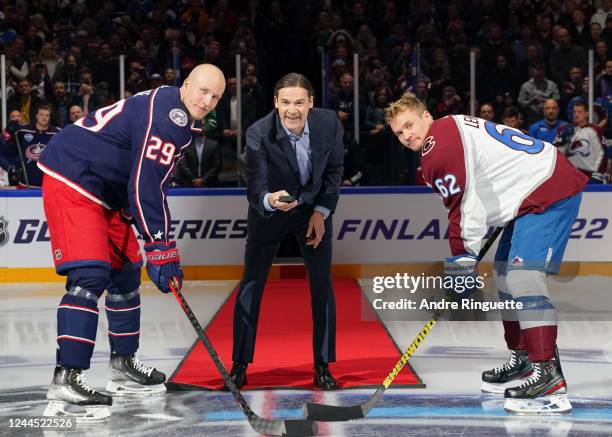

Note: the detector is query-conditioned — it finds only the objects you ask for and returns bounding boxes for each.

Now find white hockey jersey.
[554,123,607,177]
[421,115,588,256]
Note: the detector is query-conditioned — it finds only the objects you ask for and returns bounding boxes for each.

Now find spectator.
[528,99,569,143]
[91,43,120,94]
[52,54,81,95]
[479,102,496,122]
[590,0,612,29]
[569,9,591,48]
[479,54,518,109]
[70,74,100,115]
[150,73,164,89]
[331,72,357,139]
[549,27,587,89]
[436,85,464,117]
[39,42,63,80]
[480,22,514,69]
[49,81,73,128]
[501,106,526,132]
[517,43,543,85]
[240,63,266,128]
[518,63,561,125]
[0,110,24,171]
[6,104,60,188]
[555,101,608,183]
[415,79,437,114]
[594,41,610,75]
[68,105,84,124]
[178,133,221,187]
[566,79,608,130]
[7,78,42,124]
[562,66,585,107]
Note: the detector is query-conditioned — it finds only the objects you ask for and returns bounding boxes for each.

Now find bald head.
[180,64,226,120]
[543,99,559,122]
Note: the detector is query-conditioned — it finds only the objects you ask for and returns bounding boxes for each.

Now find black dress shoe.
[314,362,339,390]
[225,362,247,389]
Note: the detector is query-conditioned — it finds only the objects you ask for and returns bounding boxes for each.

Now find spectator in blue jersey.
[37,64,226,422]
[529,99,569,144]
[5,104,60,188]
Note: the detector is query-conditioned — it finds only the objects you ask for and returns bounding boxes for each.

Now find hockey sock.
[106,268,141,355]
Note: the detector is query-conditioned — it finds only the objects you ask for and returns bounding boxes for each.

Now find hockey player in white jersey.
[554,100,609,184]
[386,92,587,414]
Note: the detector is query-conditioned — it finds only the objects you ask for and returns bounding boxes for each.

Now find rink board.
[1,186,611,281]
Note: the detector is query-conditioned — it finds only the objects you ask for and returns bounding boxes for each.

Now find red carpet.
[168,279,423,390]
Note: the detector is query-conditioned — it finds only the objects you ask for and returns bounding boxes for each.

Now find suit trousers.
[232,205,336,364]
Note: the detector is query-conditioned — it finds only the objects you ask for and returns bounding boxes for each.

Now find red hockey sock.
[522,325,558,362]
[502,320,524,350]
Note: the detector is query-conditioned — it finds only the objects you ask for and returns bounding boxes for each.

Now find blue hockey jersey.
[5,125,60,188]
[39,86,193,243]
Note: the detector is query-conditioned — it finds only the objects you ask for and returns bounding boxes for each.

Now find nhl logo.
[169,109,188,127]
[421,136,436,156]
[0,216,8,247]
[55,249,62,260]
[24,133,34,142]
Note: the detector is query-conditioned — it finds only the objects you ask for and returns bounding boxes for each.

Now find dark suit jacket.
[245,108,344,218]
[179,136,221,187]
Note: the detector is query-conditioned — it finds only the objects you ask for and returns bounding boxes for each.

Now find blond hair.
[384,92,427,124]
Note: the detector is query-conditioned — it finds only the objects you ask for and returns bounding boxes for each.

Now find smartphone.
[279,195,296,203]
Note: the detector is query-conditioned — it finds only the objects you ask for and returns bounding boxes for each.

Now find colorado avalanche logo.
[421,136,436,156]
[568,139,591,157]
[0,216,8,247]
[25,143,46,162]
[169,108,188,127]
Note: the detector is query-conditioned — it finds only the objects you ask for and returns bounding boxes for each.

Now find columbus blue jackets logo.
[169,109,188,127]
[0,216,8,247]
[422,136,436,156]
[25,143,46,162]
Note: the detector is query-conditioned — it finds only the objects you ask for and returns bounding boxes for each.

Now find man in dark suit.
[230,73,344,390]
[178,131,221,187]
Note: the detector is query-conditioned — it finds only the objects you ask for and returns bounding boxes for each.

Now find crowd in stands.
[1,0,611,188]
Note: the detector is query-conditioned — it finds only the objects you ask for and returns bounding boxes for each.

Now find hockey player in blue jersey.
[2,105,59,188]
[38,64,226,422]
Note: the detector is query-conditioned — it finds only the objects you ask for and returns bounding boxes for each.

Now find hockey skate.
[504,356,572,414]
[43,366,112,423]
[481,349,533,394]
[105,353,166,397]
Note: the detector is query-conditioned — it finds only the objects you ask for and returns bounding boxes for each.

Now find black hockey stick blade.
[302,403,364,422]
[302,227,504,422]
[169,278,317,436]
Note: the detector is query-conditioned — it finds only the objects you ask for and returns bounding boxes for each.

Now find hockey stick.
[168,278,318,437]
[13,129,31,188]
[302,226,504,422]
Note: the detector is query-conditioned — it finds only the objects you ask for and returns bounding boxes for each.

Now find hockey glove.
[443,253,478,299]
[145,241,183,293]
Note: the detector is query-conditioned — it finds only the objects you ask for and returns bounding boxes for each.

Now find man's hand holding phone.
[268,190,298,212]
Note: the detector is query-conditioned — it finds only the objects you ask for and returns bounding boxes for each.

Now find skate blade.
[106,380,166,397]
[481,378,531,394]
[504,394,572,414]
[43,401,111,423]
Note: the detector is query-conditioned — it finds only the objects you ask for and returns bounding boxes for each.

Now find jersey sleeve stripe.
[134,88,159,241]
